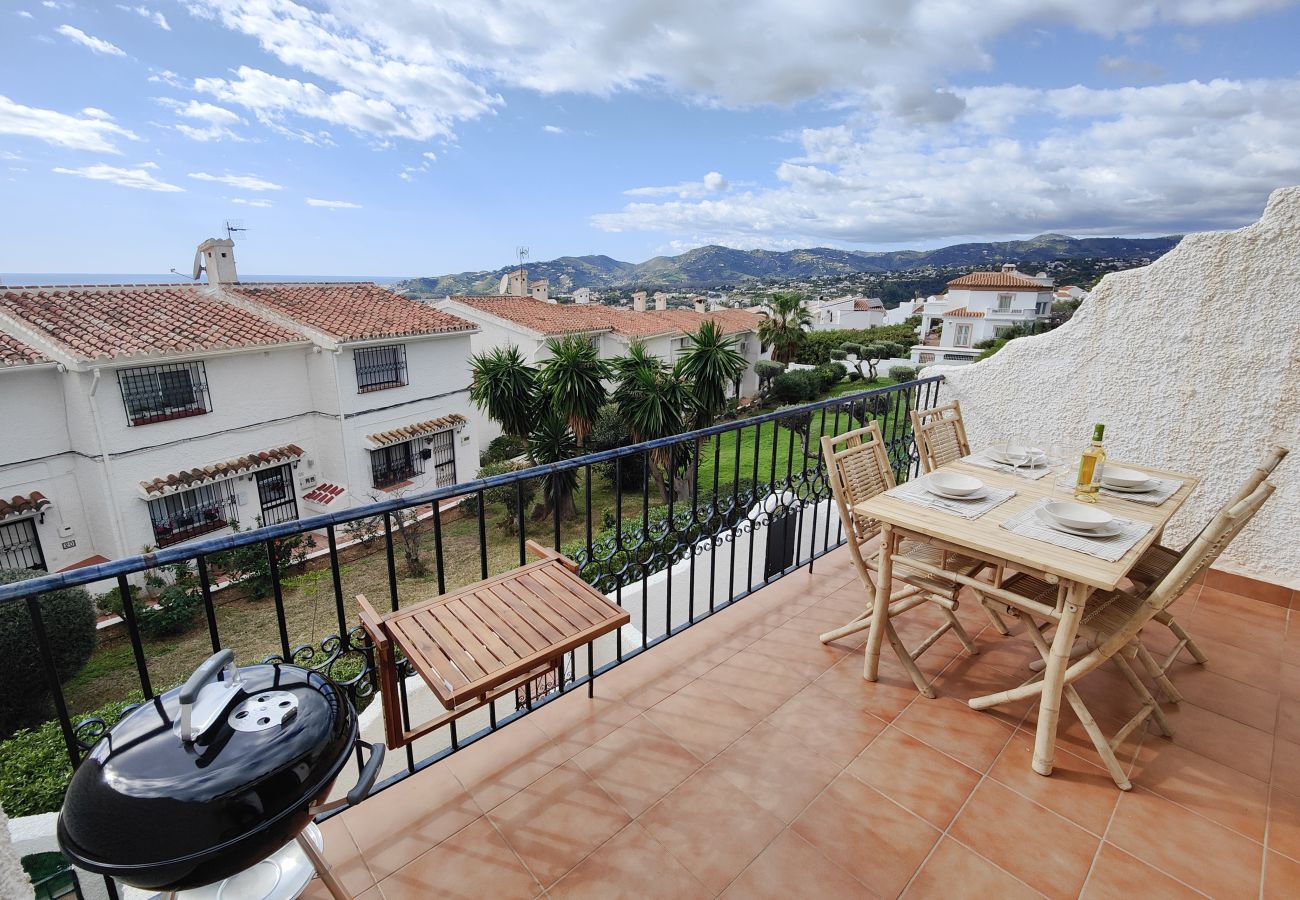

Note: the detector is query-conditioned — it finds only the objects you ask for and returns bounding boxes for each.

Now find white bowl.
[1101,466,1147,488]
[1044,501,1113,532]
[928,471,983,496]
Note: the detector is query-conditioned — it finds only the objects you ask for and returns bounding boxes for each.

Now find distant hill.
[398,233,1181,295]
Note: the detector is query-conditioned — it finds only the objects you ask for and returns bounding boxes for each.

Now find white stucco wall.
[935,186,1300,588]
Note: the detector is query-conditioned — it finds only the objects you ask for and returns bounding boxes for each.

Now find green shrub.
[888,365,918,382]
[481,434,528,465]
[211,521,316,600]
[838,342,863,357]
[588,403,645,490]
[0,695,140,817]
[0,570,96,737]
[847,370,863,382]
[795,325,919,365]
[94,585,123,617]
[135,563,202,640]
[478,460,537,533]
[827,349,847,361]
[771,369,821,403]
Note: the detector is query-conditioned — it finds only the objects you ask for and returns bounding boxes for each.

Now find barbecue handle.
[347,740,385,807]
[179,650,236,743]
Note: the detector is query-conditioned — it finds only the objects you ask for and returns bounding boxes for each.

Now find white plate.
[1102,479,1158,493]
[927,483,989,501]
[1035,506,1122,538]
[986,448,1047,468]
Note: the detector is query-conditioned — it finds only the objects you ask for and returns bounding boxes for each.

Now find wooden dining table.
[854,456,1198,778]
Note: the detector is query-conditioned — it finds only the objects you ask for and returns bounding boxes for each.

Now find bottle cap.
[1093,423,1105,441]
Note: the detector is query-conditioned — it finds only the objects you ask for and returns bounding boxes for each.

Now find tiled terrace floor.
[308,547,1300,898]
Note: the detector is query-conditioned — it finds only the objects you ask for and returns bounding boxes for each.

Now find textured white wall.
[936,186,1300,588]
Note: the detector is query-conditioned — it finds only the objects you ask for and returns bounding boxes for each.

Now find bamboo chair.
[910,400,1011,636]
[821,420,982,698]
[896,482,1274,790]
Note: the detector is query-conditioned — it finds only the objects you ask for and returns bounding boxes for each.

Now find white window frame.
[953,324,973,347]
[996,293,1014,312]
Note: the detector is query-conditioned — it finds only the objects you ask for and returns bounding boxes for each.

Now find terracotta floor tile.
[950,779,1099,899]
[638,767,785,893]
[1171,664,1279,733]
[309,815,375,898]
[443,716,569,813]
[486,760,632,888]
[1106,787,1262,898]
[572,714,702,817]
[987,729,1120,836]
[642,677,766,762]
[527,692,641,759]
[1282,664,1300,701]
[791,771,940,897]
[549,822,711,900]
[1265,850,1300,899]
[1277,696,1300,745]
[894,696,1015,773]
[340,763,481,882]
[1159,700,1274,781]
[1187,605,1285,658]
[708,720,843,822]
[903,837,1041,900]
[1268,787,1300,862]
[379,815,540,900]
[765,680,889,766]
[1274,738,1300,796]
[1080,842,1203,900]
[846,725,982,829]
[698,648,812,714]
[1196,584,1288,625]
[1169,635,1282,695]
[720,828,870,899]
[812,652,922,723]
[1128,738,1270,841]
[744,629,852,683]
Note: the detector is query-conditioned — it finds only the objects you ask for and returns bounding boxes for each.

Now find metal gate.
[255,465,299,526]
[429,429,456,487]
[0,517,46,570]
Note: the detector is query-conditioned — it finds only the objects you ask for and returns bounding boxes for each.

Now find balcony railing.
[0,377,941,895]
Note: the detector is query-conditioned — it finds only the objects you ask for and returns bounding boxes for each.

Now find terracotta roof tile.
[946,271,1051,290]
[0,331,48,367]
[365,414,465,449]
[0,285,305,360]
[230,282,474,341]
[303,482,347,506]
[852,298,884,311]
[449,295,761,339]
[943,307,986,318]
[140,444,305,496]
[0,491,51,521]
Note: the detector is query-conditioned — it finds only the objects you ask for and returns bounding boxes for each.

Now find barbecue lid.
[57,653,357,873]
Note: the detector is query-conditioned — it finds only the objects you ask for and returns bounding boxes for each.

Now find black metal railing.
[0,377,941,895]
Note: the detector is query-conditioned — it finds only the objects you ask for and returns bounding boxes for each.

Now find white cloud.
[306,197,361,208]
[625,171,731,200]
[17,11,34,19]
[0,95,138,152]
[231,197,273,207]
[52,163,184,192]
[148,68,186,87]
[421,150,437,161]
[594,77,1300,245]
[56,25,127,56]
[118,5,171,30]
[136,160,159,169]
[542,124,564,134]
[188,171,283,190]
[155,97,247,141]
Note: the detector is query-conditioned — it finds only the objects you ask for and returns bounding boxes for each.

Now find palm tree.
[613,340,692,502]
[527,410,579,520]
[757,291,812,364]
[468,344,538,439]
[675,320,748,430]
[536,334,610,447]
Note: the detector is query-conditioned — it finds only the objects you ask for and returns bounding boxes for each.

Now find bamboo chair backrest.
[910,401,971,473]
[1095,481,1274,658]
[822,421,896,584]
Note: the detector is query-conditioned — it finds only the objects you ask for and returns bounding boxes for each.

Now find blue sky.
[2,0,1299,276]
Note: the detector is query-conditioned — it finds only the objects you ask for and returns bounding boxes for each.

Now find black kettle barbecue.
[57,650,384,897]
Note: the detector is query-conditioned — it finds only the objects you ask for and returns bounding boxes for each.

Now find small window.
[1036,301,1050,315]
[997,293,1013,312]
[118,361,210,426]
[148,480,237,547]
[918,352,935,363]
[371,439,425,489]
[953,324,973,347]
[355,345,408,393]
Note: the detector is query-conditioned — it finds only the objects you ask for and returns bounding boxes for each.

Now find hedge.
[795,325,919,365]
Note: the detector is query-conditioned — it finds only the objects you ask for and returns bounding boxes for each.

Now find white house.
[883,299,925,326]
[910,264,1055,366]
[811,295,887,330]
[0,242,481,573]
[437,294,769,445]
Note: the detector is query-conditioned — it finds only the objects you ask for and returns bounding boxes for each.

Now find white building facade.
[911,265,1054,366]
[810,295,887,330]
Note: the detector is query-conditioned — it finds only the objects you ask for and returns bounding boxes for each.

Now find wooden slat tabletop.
[855,458,1199,591]
[382,557,630,708]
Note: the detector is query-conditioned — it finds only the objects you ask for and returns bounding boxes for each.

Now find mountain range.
[398,233,1182,295]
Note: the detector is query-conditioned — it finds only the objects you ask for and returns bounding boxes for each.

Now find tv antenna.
[516,245,529,270]
[224,218,248,242]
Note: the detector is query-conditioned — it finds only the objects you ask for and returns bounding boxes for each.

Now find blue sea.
[0,273,408,286]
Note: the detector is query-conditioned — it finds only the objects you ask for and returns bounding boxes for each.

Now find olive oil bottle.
[1074,424,1107,503]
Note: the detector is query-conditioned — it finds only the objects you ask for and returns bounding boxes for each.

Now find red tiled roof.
[946,271,1050,290]
[365,414,465,449]
[449,295,761,339]
[0,285,305,361]
[0,331,48,367]
[140,444,305,496]
[230,283,474,342]
[303,483,346,506]
[0,491,50,521]
[58,554,111,572]
[943,307,985,318]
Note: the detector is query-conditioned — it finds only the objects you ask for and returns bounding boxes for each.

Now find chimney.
[1001,262,1016,273]
[632,290,647,312]
[573,287,591,304]
[196,237,238,287]
[654,292,667,311]
[694,296,707,314]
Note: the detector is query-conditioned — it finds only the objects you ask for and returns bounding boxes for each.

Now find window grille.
[355,345,408,392]
[371,439,424,488]
[148,480,238,547]
[118,361,210,426]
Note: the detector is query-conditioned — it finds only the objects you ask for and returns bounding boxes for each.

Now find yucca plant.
[528,410,580,520]
[613,340,692,502]
[537,334,610,447]
[468,344,538,439]
[675,320,747,430]
[757,291,813,363]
